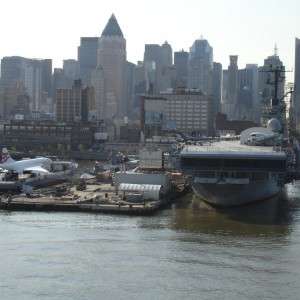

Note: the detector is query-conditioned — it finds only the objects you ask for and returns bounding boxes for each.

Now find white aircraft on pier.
[0,148,51,174]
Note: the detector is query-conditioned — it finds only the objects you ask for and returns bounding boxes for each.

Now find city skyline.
[0,0,299,82]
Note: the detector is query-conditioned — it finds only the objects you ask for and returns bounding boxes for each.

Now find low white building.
[114,170,172,196]
[118,183,163,202]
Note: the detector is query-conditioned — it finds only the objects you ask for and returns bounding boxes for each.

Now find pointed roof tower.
[101,14,123,37]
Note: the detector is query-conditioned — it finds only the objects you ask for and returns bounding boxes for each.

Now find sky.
[1,0,299,82]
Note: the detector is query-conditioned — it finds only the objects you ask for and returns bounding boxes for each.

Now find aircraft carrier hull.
[189,176,282,206]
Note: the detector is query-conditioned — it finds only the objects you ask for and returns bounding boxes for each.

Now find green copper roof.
[101,14,123,37]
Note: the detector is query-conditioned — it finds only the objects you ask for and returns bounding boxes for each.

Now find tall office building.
[212,62,223,116]
[63,59,78,80]
[160,66,177,92]
[56,80,83,122]
[222,55,238,120]
[51,59,79,102]
[144,41,172,66]
[98,14,126,118]
[1,56,52,115]
[0,81,27,119]
[221,69,228,115]
[163,90,214,136]
[40,59,53,98]
[53,68,67,104]
[91,65,105,119]
[0,56,28,87]
[126,61,136,118]
[56,79,95,123]
[78,37,99,86]
[23,58,52,112]
[161,41,173,66]
[144,44,161,94]
[174,50,189,88]
[144,44,162,66]
[294,38,300,133]
[188,38,213,95]
[144,42,173,94]
[238,64,259,122]
[132,62,148,119]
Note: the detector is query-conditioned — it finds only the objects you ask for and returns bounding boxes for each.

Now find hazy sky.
[1,0,299,82]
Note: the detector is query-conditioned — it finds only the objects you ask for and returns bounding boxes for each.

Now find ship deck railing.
[181,165,286,173]
[181,144,285,154]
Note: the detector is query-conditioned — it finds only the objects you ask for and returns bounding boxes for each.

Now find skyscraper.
[63,59,78,80]
[144,44,161,94]
[144,43,173,94]
[98,14,126,118]
[41,59,53,98]
[0,81,27,119]
[0,56,28,87]
[221,55,238,120]
[161,41,173,66]
[174,50,189,89]
[132,62,148,119]
[52,60,78,102]
[238,64,259,122]
[188,38,213,95]
[25,59,52,111]
[212,62,222,116]
[144,44,162,66]
[91,65,105,119]
[78,37,99,86]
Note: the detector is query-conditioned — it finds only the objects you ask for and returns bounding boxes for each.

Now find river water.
[1,161,300,299]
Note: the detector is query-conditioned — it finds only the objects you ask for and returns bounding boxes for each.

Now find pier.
[0,179,190,215]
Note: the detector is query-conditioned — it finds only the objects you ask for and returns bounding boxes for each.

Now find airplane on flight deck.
[0,148,52,174]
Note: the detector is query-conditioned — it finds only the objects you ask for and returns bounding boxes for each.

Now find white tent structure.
[118,183,162,201]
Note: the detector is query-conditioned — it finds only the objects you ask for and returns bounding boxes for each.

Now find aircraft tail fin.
[1,148,15,164]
